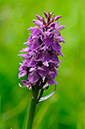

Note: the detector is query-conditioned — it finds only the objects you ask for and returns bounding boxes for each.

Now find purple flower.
[18,12,65,89]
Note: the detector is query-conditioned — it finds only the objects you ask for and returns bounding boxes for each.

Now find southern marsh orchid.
[18,12,65,129]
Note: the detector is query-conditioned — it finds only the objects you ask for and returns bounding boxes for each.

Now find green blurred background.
[0,0,85,129]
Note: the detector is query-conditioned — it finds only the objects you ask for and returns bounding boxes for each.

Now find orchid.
[18,12,65,129]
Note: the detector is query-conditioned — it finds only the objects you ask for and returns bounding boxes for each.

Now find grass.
[0,0,85,128]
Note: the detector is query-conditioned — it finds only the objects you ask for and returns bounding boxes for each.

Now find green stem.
[27,98,37,129]
[26,80,44,129]
[37,89,44,103]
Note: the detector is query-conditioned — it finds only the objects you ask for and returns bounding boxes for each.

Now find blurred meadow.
[0,0,85,129]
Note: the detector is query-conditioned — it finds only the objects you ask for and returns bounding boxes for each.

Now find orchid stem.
[37,89,44,103]
[27,98,37,129]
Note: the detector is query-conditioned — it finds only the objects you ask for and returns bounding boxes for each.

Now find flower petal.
[44,12,48,18]
[54,16,62,21]
[47,77,57,85]
[33,20,44,28]
[18,70,27,78]
[35,15,42,21]
[48,68,57,79]
[28,72,40,83]
[43,38,53,47]
[37,67,49,78]
[21,80,30,87]
[51,43,61,52]
[29,40,40,50]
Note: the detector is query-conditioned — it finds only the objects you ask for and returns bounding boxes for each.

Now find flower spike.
[18,12,65,100]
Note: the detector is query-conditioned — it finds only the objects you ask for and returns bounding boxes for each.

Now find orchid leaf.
[38,85,56,102]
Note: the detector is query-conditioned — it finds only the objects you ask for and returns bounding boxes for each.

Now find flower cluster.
[18,12,65,89]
